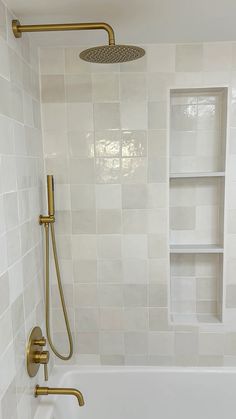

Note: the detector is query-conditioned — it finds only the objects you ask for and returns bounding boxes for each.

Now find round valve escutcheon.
[26,326,49,381]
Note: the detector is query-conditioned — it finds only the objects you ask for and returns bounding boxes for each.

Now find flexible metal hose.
[44,223,73,360]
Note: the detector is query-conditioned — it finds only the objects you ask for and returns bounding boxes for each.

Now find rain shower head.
[12,20,145,64]
[79,44,145,63]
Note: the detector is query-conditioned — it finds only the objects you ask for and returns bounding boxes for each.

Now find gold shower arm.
[12,20,116,45]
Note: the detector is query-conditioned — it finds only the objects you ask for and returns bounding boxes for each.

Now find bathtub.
[34,366,236,419]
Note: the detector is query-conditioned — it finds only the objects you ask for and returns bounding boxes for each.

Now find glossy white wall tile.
[0,2,44,418]
[40,40,236,367]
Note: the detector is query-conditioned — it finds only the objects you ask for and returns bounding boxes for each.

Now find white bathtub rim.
[37,365,236,407]
[49,364,236,386]
[34,365,236,419]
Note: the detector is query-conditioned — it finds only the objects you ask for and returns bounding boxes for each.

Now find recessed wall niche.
[169,87,228,324]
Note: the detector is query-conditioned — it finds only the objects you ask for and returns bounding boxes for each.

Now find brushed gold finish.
[34,351,49,364]
[80,44,145,63]
[39,215,55,225]
[12,19,145,63]
[40,175,73,361]
[35,385,85,406]
[12,19,115,45]
[12,20,21,38]
[44,364,48,381]
[26,327,49,381]
[47,175,55,217]
[39,175,55,224]
[45,222,74,359]
[34,337,47,346]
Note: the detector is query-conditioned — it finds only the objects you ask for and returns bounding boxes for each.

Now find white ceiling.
[5,0,236,45]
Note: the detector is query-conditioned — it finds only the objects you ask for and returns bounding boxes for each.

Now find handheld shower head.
[79,44,145,64]
[47,175,55,217]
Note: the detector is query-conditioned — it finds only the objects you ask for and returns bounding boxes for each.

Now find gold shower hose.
[44,222,73,360]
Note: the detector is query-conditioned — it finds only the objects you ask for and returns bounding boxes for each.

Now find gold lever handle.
[34,350,50,364]
[44,363,48,381]
[34,337,46,346]
[33,350,49,381]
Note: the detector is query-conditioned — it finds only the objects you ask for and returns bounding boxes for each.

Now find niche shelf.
[169,87,227,324]
[169,171,225,179]
[170,244,224,254]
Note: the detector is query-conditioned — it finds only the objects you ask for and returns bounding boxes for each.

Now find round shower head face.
[79,44,145,64]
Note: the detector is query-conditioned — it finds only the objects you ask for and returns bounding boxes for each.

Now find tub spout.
[35,385,85,406]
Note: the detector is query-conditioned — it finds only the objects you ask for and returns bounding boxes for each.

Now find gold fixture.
[39,174,55,225]
[12,20,145,63]
[35,385,85,406]
[26,326,49,381]
[80,44,145,64]
[47,174,55,217]
[12,20,115,44]
[40,175,73,361]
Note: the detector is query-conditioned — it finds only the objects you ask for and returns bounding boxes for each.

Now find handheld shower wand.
[47,175,55,217]
[40,175,73,361]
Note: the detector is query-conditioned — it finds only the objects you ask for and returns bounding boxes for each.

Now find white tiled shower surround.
[3,4,236,417]
[0,1,45,418]
[40,41,236,367]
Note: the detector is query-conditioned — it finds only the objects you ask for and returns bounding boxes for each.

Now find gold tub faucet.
[35,385,85,406]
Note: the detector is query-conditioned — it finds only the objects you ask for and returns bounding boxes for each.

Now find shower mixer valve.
[26,326,50,381]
